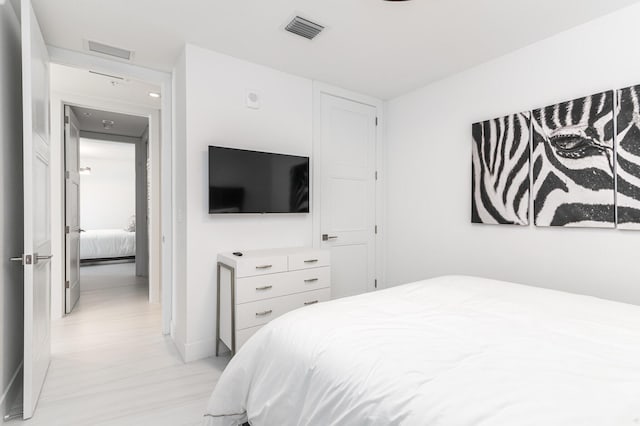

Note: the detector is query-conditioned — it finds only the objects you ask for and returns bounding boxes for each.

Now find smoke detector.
[284,16,324,40]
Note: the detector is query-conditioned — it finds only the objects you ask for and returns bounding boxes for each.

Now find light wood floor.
[10,263,229,425]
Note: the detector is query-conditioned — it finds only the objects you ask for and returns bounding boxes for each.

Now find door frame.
[48,46,173,335]
[311,82,386,290]
[59,101,158,307]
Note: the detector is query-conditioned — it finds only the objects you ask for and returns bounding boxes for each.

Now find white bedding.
[204,275,640,426]
[80,229,136,260]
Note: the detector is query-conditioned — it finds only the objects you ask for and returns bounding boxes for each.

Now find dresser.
[216,247,331,356]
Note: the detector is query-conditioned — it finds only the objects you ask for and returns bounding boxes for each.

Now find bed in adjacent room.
[80,229,136,262]
[204,275,640,426]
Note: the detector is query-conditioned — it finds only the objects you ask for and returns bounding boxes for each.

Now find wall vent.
[87,40,133,60]
[285,16,324,40]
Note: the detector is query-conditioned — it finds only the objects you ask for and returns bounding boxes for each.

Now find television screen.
[208,146,310,214]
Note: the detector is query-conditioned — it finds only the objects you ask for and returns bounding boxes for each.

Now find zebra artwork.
[532,91,616,227]
[471,112,531,225]
[616,85,640,229]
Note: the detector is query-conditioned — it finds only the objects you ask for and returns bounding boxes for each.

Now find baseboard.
[172,328,187,363]
[1,362,22,418]
[183,337,216,363]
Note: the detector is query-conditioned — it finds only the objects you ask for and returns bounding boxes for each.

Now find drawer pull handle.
[255,264,272,270]
[256,285,273,291]
[304,300,319,306]
[304,259,318,263]
[255,310,273,317]
[304,278,318,283]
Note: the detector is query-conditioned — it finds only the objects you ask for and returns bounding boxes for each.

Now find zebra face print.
[472,112,531,225]
[616,85,640,229]
[532,91,616,228]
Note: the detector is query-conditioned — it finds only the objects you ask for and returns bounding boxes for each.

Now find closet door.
[317,93,377,299]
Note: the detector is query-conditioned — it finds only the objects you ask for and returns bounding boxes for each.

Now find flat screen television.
[208,146,310,214]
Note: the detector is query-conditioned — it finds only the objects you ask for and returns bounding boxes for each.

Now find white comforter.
[80,229,136,260]
[204,275,640,426]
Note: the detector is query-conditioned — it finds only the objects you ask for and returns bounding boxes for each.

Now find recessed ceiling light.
[83,112,92,117]
[79,167,92,175]
[148,92,161,98]
[102,119,115,130]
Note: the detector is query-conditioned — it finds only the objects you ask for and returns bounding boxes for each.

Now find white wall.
[0,0,23,414]
[173,44,313,361]
[385,3,640,305]
[79,138,135,230]
[171,48,188,359]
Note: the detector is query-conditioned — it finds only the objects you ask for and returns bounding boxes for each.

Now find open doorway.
[50,62,164,323]
[66,106,150,313]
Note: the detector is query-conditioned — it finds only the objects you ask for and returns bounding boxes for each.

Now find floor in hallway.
[10,262,229,426]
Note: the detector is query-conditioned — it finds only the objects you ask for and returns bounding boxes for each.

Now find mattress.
[80,229,136,260]
[203,275,640,426]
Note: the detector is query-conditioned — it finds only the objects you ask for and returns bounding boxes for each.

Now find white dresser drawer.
[288,250,330,271]
[236,267,331,304]
[236,325,263,351]
[288,267,330,293]
[235,288,330,330]
[235,256,288,278]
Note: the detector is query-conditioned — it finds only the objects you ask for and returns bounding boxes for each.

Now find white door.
[21,0,51,419]
[65,106,81,313]
[318,94,377,298]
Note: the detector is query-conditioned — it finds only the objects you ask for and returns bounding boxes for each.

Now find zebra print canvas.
[616,85,640,230]
[532,91,616,228]
[471,112,531,225]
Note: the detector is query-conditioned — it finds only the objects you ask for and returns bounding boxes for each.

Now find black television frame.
[208,145,310,214]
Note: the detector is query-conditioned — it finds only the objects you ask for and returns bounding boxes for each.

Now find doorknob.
[322,234,338,241]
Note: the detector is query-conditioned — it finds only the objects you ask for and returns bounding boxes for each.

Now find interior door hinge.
[375,116,378,126]
[375,171,378,180]
[374,225,378,234]
[374,279,378,289]
[65,225,70,234]
[65,281,70,289]
[65,171,70,179]
[64,115,69,125]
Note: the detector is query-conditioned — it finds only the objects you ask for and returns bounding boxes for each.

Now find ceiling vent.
[285,16,324,40]
[86,40,133,61]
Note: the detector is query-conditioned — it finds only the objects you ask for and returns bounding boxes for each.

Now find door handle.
[304,300,319,306]
[322,234,338,241]
[33,254,53,265]
[9,256,23,263]
[255,264,272,270]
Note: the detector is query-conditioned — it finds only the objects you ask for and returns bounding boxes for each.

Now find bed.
[80,229,136,261]
[203,275,640,426]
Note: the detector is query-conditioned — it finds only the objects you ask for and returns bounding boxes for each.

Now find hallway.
[10,263,228,425]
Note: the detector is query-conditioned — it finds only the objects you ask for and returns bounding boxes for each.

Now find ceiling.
[34,0,640,99]
[50,63,161,109]
[72,106,149,139]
